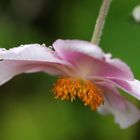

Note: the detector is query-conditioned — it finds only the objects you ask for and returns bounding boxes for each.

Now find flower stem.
[91,0,112,45]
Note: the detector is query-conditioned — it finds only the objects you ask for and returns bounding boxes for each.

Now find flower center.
[53,77,104,110]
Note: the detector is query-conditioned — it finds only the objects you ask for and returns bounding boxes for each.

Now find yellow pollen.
[53,77,104,110]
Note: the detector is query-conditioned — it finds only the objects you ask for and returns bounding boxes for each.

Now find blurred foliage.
[0,0,140,140]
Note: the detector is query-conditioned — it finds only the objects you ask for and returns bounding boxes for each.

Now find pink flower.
[0,39,140,128]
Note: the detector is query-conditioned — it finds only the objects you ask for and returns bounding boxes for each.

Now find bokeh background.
[0,0,140,140]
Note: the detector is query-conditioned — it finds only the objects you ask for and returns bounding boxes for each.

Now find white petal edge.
[0,44,65,64]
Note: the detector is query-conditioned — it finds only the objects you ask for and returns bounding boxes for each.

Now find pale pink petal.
[0,60,71,85]
[0,44,73,85]
[104,53,134,79]
[90,55,134,80]
[97,81,140,128]
[53,39,104,59]
[53,40,134,80]
[108,78,140,100]
[53,49,133,80]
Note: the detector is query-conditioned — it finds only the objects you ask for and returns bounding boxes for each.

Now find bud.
[132,5,140,23]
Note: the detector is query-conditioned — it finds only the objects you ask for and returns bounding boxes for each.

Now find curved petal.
[52,40,133,80]
[104,53,134,79]
[53,48,134,80]
[0,60,70,85]
[0,44,62,63]
[0,44,72,85]
[108,78,140,100]
[53,39,105,59]
[97,81,140,129]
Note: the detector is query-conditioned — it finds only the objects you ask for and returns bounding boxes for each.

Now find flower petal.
[0,60,73,85]
[52,40,134,80]
[53,49,133,80]
[0,44,72,85]
[108,78,140,100]
[53,39,105,59]
[97,81,140,128]
[104,53,134,79]
[0,44,62,63]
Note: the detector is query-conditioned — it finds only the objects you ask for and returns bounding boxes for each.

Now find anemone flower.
[0,39,140,128]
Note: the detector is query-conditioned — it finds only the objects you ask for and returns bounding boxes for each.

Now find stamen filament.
[53,77,104,110]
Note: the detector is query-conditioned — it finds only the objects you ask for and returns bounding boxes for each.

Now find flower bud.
[132,5,140,23]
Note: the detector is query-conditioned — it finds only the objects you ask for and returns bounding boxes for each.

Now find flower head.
[0,39,140,128]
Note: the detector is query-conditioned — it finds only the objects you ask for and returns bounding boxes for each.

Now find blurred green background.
[0,0,140,140]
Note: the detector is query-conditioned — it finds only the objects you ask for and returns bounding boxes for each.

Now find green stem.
[91,0,112,45]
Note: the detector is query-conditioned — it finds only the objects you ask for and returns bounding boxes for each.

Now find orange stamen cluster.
[53,77,104,110]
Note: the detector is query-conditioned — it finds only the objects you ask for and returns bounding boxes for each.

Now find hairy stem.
[91,0,112,45]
